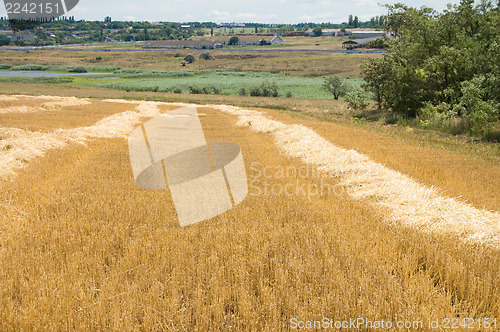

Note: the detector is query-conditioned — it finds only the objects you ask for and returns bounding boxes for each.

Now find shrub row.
[188,85,221,95]
[239,81,280,97]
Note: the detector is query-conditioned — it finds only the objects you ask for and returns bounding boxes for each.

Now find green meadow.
[81,70,365,99]
[0,63,365,99]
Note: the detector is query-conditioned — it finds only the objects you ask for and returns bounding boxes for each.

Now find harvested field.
[218,106,500,246]
[0,95,499,330]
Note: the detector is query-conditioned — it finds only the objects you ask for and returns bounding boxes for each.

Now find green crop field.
[79,70,365,99]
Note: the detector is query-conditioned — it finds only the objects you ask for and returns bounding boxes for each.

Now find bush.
[0,64,12,69]
[238,88,247,96]
[174,52,182,57]
[188,85,202,94]
[345,88,369,110]
[190,85,221,95]
[249,86,262,97]
[453,76,499,136]
[248,81,279,97]
[184,54,195,63]
[418,76,500,137]
[68,66,87,73]
[199,52,213,60]
[261,81,279,97]
[209,85,221,94]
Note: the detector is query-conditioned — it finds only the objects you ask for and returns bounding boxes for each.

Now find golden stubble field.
[0,95,499,331]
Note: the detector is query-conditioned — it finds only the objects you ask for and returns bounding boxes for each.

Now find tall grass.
[114,69,195,78]
[0,77,73,84]
[88,70,364,99]
[7,64,120,73]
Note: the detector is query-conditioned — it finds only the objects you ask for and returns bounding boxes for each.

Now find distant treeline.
[0,15,384,46]
[362,0,500,138]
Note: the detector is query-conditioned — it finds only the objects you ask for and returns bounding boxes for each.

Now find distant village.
[0,16,386,48]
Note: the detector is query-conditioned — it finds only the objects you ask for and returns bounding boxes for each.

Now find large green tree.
[228,36,239,45]
[362,1,499,134]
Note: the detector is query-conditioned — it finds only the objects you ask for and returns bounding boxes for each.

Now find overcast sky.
[2,0,463,23]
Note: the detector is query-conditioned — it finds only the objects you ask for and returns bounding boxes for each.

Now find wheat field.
[0,95,499,331]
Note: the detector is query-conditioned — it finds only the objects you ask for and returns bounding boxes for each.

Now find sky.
[1,0,463,23]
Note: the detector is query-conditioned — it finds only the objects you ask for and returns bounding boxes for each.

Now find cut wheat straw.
[214,104,500,247]
[41,97,91,109]
[0,95,90,113]
[0,127,68,179]
[0,95,18,101]
[2,96,498,247]
[0,98,181,179]
[0,106,42,114]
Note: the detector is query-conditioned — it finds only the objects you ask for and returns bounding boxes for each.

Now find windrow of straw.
[41,97,91,109]
[0,95,90,113]
[0,127,68,179]
[0,98,182,179]
[213,104,500,248]
[0,95,18,102]
[0,106,42,114]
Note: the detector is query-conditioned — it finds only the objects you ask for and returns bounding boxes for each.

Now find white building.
[346,29,386,39]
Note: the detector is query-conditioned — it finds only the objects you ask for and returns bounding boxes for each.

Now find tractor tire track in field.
[1,95,499,248]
